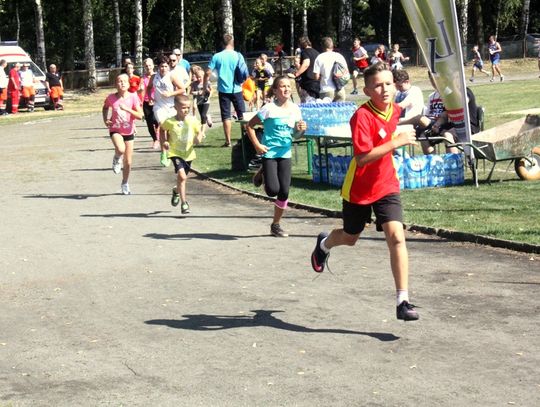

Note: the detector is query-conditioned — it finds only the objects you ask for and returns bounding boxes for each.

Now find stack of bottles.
[311,154,352,186]
[393,151,465,189]
[300,102,357,136]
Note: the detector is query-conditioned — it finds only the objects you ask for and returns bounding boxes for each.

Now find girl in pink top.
[102,73,143,195]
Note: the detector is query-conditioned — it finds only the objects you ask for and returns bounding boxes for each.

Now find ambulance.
[0,41,51,110]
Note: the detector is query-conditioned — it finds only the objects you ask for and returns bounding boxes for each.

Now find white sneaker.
[112,155,122,174]
[121,182,131,195]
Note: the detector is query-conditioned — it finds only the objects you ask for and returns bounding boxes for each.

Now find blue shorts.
[218,92,245,121]
[473,61,483,69]
[171,157,192,175]
[490,55,500,65]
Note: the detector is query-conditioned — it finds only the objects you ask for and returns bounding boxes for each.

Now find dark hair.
[363,62,389,84]
[266,75,289,99]
[174,94,190,105]
[223,33,234,46]
[157,55,170,66]
[299,36,311,48]
[321,37,334,50]
[392,69,409,83]
[0,59,6,66]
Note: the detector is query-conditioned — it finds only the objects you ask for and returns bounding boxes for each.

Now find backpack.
[234,52,249,85]
[332,59,350,91]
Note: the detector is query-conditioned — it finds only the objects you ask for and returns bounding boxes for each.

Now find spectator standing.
[350,38,369,95]
[102,74,143,195]
[252,57,272,110]
[488,35,504,82]
[0,59,8,115]
[125,62,141,95]
[310,62,419,322]
[312,37,350,102]
[173,48,191,74]
[7,62,21,114]
[294,36,320,102]
[469,45,490,82]
[169,53,190,89]
[19,63,36,112]
[139,58,160,149]
[45,64,64,110]
[204,33,246,147]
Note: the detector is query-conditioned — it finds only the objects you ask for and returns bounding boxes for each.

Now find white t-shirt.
[424,91,445,118]
[313,51,349,93]
[396,85,424,120]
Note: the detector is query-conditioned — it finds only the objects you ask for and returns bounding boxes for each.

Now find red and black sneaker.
[310,232,329,273]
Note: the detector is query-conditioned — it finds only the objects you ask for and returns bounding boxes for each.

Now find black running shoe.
[270,223,288,237]
[310,232,329,273]
[396,301,419,321]
[252,167,264,187]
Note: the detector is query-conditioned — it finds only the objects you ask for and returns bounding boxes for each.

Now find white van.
[0,41,51,110]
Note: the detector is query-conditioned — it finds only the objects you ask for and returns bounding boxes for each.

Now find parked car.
[0,41,51,110]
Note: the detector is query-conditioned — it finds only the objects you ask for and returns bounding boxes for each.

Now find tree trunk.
[113,0,122,68]
[460,0,468,46]
[16,2,20,42]
[179,0,185,52]
[339,0,352,54]
[474,0,484,54]
[290,3,295,56]
[387,0,392,48]
[222,0,233,36]
[134,0,143,73]
[34,0,46,70]
[302,1,308,37]
[494,0,501,40]
[82,0,97,91]
[521,0,530,57]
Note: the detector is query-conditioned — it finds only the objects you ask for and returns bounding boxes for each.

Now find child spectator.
[393,69,424,122]
[102,74,143,195]
[388,43,409,71]
[350,38,369,95]
[45,64,64,110]
[252,57,272,110]
[310,62,419,322]
[245,75,307,237]
[189,65,213,131]
[0,59,8,115]
[19,63,36,112]
[161,94,204,214]
[469,45,490,82]
[370,46,384,65]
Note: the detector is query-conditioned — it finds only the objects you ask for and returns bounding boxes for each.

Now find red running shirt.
[341,101,401,205]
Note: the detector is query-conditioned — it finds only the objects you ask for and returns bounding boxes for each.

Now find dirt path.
[0,114,539,406]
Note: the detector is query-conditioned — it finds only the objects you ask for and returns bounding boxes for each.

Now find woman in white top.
[146,55,187,166]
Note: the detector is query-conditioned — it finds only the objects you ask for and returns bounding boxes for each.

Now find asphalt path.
[1,114,539,406]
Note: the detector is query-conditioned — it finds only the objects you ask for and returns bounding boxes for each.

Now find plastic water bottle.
[312,154,320,183]
[428,155,445,187]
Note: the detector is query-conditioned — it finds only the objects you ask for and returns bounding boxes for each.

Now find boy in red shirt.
[310,62,420,321]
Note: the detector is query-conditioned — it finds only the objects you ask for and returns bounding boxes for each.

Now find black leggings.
[262,157,291,202]
[143,101,158,141]
[197,102,210,124]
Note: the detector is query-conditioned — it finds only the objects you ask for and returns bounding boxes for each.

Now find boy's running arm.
[355,128,416,167]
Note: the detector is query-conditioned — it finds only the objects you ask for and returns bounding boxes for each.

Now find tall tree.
[387,0,393,47]
[34,0,46,70]
[113,0,122,68]
[222,0,233,35]
[178,0,185,51]
[302,1,308,36]
[134,0,143,73]
[82,0,96,90]
[460,0,468,45]
[520,0,531,57]
[339,0,353,54]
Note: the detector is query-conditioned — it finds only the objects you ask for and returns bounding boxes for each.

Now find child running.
[469,45,490,82]
[245,75,307,237]
[310,62,420,321]
[102,73,143,195]
[161,94,204,214]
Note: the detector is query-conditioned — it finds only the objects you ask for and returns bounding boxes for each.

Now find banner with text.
[400,0,472,151]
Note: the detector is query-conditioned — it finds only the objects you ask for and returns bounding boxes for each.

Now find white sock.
[320,237,330,254]
[397,290,409,305]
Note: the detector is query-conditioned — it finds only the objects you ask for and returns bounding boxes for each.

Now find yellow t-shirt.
[161,115,201,161]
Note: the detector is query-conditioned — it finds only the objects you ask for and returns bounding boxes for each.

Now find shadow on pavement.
[143,232,314,240]
[145,310,399,342]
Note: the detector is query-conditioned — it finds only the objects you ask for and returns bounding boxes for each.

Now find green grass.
[195,77,540,246]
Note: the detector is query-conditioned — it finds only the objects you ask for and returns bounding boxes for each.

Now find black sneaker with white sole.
[310,232,329,273]
[396,301,419,321]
